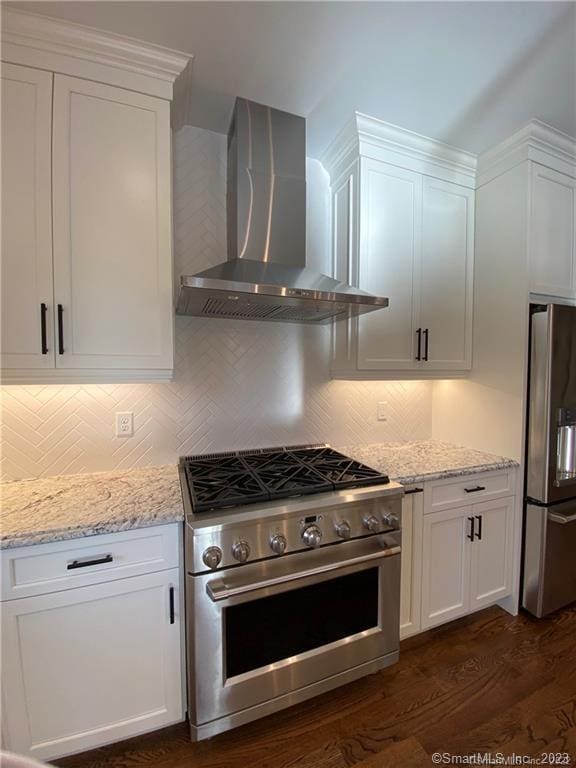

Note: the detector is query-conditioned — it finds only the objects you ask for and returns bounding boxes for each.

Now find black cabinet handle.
[405,487,424,495]
[40,303,48,354]
[475,515,483,541]
[57,304,64,354]
[169,586,175,624]
[67,554,113,570]
[423,328,429,361]
[467,516,475,541]
[464,485,486,494]
[415,328,422,361]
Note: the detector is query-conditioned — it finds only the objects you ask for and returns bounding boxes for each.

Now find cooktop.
[180,445,390,513]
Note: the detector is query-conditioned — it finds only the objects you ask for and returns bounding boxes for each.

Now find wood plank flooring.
[55,605,576,768]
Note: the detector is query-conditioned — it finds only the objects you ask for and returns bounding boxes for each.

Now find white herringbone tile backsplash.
[0,127,432,481]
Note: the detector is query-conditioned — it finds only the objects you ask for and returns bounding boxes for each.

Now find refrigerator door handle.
[549,510,576,525]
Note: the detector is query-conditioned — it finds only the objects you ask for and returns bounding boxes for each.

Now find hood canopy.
[176,98,389,324]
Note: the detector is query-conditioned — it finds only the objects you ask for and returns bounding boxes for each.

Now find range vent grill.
[201,297,346,323]
[202,298,278,319]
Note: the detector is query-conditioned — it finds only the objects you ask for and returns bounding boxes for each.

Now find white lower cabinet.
[400,489,424,639]
[400,471,517,637]
[1,526,183,760]
[468,498,515,611]
[420,497,515,630]
[421,505,471,629]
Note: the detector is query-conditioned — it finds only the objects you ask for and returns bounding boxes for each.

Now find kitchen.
[1,1,575,766]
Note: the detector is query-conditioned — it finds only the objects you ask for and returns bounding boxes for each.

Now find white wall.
[431,163,531,460]
[0,126,433,481]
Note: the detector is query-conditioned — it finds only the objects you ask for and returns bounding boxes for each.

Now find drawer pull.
[40,303,48,354]
[423,328,429,362]
[67,554,113,570]
[405,487,424,495]
[57,304,64,355]
[464,485,486,494]
[475,514,483,541]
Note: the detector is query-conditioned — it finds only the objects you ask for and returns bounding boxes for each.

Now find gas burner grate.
[182,455,269,512]
[242,451,333,499]
[180,445,390,513]
[291,447,389,489]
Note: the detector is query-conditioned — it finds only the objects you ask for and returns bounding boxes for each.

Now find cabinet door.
[1,63,54,370]
[530,164,576,299]
[400,489,424,639]
[420,178,474,370]
[421,506,471,630]
[357,159,421,370]
[52,75,173,370]
[469,498,514,611]
[331,163,360,373]
[1,569,182,760]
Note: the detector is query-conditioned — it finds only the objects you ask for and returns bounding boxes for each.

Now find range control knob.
[382,512,400,529]
[302,524,322,548]
[232,540,251,563]
[270,534,287,555]
[363,515,381,533]
[335,521,351,539]
[202,546,222,570]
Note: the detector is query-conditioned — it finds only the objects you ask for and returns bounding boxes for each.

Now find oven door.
[187,532,400,729]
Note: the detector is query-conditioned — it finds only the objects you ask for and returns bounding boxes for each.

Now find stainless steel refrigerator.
[523,303,576,617]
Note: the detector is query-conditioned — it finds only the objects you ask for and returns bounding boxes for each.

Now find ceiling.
[6,1,576,157]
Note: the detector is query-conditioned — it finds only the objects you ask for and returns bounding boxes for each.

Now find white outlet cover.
[377,402,388,421]
[115,412,134,437]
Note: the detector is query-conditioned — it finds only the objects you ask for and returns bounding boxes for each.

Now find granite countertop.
[1,440,518,551]
[337,439,519,485]
[1,465,183,550]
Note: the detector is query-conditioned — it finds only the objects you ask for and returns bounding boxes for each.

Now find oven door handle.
[205,544,400,602]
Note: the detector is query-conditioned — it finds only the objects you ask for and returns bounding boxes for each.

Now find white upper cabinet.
[476,120,576,303]
[1,63,54,370]
[0,10,191,383]
[420,178,474,370]
[357,160,422,370]
[52,76,173,371]
[529,164,576,299]
[324,114,476,379]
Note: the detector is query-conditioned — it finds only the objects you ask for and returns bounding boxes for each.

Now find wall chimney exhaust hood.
[176,98,389,324]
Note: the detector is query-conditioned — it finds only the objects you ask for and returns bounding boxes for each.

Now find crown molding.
[321,116,359,183]
[322,112,477,188]
[356,113,477,179]
[1,8,193,101]
[477,119,576,188]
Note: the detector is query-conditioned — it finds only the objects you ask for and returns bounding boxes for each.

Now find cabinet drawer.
[424,471,515,513]
[1,523,181,600]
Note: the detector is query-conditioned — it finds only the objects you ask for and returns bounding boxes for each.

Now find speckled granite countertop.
[1,440,518,550]
[337,440,519,485]
[1,466,183,549]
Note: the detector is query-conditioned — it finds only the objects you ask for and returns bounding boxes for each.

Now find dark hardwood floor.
[56,605,576,768]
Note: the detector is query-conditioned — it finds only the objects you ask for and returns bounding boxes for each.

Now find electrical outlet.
[115,412,134,437]
[377,402,388,422]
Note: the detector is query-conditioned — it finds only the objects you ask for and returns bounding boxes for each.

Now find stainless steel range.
[179,444,404,741]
